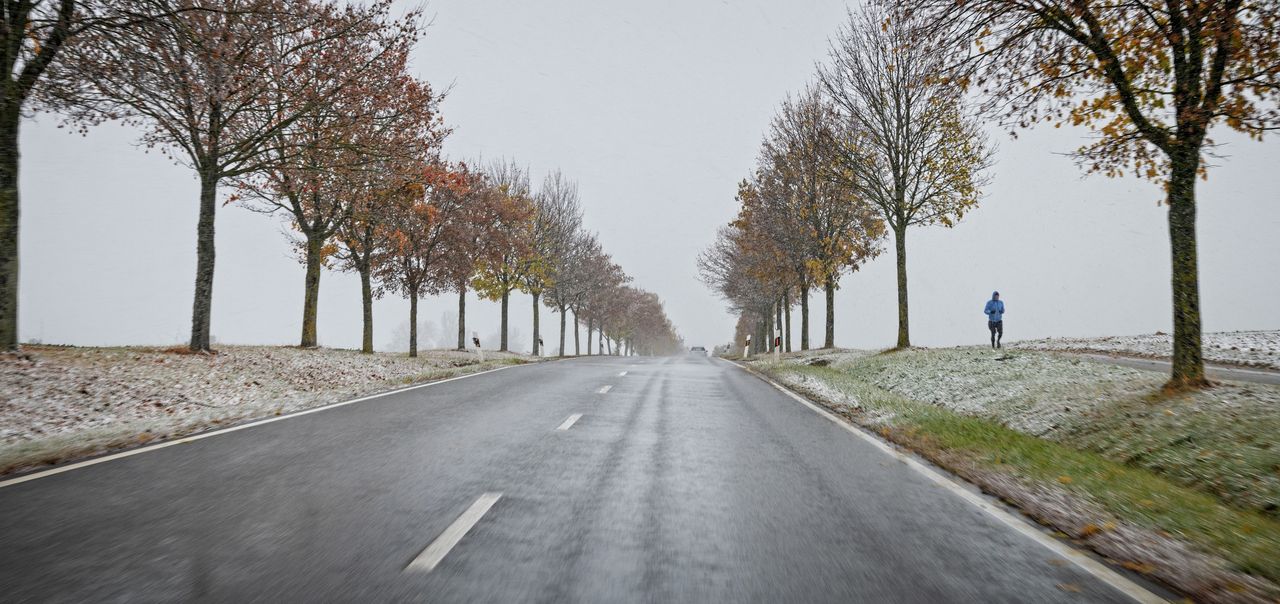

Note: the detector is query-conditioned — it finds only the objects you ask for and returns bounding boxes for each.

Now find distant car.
[689,346,707,355]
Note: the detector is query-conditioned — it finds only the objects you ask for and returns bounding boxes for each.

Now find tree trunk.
[0,108,20,351]
[783,290,792,352]
[604,328,611,354]
[800,285,809,351]
[775,299,782,351]
[1166,148,1207,389]
[457,285,467,350]
[408,291,419,358]
[765,303,775,352]
[894,225,910,349]
[499,288,509,352]
[189,168,219,352]
[359,264,373,353]
[299,235,323,348]
[531,291,540,355]
[587,317,594,355]
[574,311,581,355]
[558,304,567,357]
[823,275,835,349]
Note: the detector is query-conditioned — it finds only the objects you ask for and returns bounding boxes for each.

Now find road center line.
[556,414,583,431]
[596,385,613,394]
[406,493,502,573]
[617,371,627,376]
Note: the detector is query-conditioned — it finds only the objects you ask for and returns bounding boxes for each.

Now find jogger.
[984,291,1005,349]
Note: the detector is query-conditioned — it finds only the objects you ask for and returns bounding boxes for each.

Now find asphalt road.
[1,355,1149,602]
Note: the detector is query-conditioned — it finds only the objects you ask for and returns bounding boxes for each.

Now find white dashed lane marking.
[406,493,503,573]
[556,414,583,431]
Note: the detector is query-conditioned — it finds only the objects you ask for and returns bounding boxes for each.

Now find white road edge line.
[727,359,1164,604]
[0,364,522,489]
[596,385,613,394]
[406,492,502,573]
[556,414,583,431]
[618,371,628,376]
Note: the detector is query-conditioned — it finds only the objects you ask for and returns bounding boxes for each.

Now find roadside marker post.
[472,332,484,362]
[744,335,752,359]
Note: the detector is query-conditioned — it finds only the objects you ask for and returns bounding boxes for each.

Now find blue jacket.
[984,299,1005,322]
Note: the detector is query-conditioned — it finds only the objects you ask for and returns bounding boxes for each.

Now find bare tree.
[569,239,624,355]
[543,230,596,356]
[698,223,780,355]
[819,8,993,349]
[525,170,583,355]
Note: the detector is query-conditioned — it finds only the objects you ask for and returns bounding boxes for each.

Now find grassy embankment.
[750,347,1279,599]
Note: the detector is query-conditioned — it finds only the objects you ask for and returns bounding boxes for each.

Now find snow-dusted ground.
[1017,330,1280,370]
[756,346,1280,515]
[0,345,527,474]
[765,346,1280,437]
[768,347,1165,436]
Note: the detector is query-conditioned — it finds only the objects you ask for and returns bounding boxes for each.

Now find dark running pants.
[988,320,1003,345]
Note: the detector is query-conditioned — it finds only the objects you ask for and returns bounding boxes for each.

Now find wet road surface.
[1,355,1149,602]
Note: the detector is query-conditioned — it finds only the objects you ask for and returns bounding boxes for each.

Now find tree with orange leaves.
[902,0,1280,388]
[755,88,886,349]
[372,162,470,357]
[470,159,537,352]
[435,163,494,350]
[236,60,444,348]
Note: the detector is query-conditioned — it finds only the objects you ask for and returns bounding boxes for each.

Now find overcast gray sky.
[17,0,1280,352]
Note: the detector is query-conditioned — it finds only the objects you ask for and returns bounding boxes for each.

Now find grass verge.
[1,355,527,479]
[755,360,1280,602]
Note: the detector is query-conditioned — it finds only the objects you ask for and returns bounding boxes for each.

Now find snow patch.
[1017,330,1280,371]
[0,345,526,472]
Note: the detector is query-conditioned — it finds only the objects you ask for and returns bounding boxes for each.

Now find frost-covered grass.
[751,347,1280,591]
[1018,330,1280,370]
[0,345,529,476]
[771,346,1280,516]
